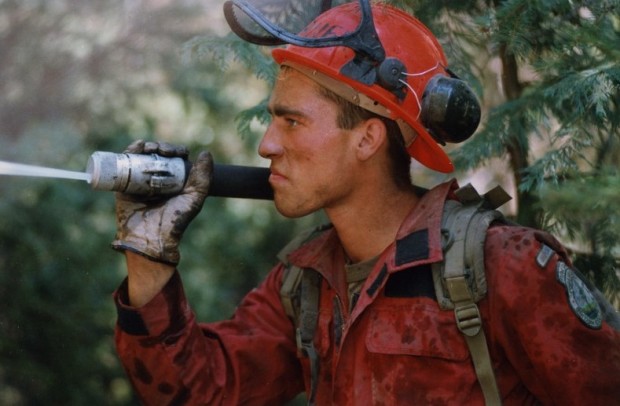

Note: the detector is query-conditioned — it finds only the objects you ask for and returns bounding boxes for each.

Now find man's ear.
[355,117,387,161]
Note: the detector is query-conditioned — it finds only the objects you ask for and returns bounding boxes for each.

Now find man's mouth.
[269,167,287,184]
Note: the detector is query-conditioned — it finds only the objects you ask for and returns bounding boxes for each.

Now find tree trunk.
[499,43,543,228]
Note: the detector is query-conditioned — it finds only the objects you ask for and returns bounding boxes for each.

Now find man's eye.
[286,118,299,127]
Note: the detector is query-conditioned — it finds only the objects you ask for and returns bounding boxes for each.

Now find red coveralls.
[114,180,620,405]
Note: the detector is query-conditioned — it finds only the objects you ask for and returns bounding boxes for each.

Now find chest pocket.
[366,301,469,361]
[366,265,469,361]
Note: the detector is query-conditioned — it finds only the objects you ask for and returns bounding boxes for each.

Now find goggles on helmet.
[223,0,401,90]
[224,1,382,59]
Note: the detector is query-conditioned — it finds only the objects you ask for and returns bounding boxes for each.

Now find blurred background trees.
[0,0,617,404]
[0,0,310,404]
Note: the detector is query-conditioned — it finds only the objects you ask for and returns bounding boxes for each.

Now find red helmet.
[225,1,480,173]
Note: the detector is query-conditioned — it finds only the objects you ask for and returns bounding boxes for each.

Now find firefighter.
[112,1,620,404]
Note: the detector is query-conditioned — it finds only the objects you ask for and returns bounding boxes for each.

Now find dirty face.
[259,68,361,218]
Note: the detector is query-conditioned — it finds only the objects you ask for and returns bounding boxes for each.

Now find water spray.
[0,152,273,200]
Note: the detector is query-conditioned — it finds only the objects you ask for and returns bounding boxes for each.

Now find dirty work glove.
[111,140,213,265]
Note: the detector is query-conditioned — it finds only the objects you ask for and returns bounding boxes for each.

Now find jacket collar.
[287,180,459,284]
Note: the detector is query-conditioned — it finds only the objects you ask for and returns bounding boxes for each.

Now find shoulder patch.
[556,261,603,329]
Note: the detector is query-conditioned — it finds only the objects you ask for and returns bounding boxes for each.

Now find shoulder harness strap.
[278,225,330,325]
[432,183,510,406]
[278,226,330,406]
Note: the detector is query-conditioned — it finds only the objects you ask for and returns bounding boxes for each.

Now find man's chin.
[273,195,314,219]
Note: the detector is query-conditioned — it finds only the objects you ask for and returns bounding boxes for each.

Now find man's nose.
[258,124,283,159]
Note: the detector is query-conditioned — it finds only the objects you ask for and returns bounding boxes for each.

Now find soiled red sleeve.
[484,225,620,404]
[113,267,304,405]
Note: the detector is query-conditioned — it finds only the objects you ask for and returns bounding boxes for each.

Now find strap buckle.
[454,303,482,337]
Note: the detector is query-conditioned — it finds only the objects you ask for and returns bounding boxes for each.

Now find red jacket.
[114,180,620,405]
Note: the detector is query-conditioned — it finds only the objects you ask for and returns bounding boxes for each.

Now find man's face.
[259,68,360,218]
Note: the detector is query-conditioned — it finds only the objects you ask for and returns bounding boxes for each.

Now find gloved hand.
[111,140,213,265]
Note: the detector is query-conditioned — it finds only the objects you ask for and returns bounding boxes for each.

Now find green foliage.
[0,129,133,405]
[538,170,620,302]
[184,34,278,86]
[183,33,276,139]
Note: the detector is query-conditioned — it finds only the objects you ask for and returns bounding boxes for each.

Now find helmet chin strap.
[281,60,418,148]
